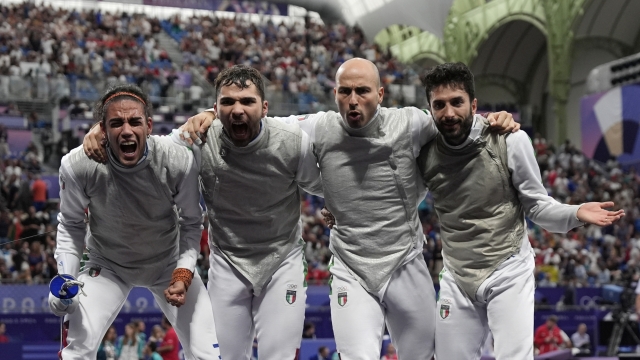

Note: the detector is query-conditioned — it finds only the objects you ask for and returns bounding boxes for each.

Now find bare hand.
[577,202,625,226]
[486,111,520,134]
[179,110,216,145]
[164,281,187,307]
[83,124,107,163]
[321,207,335,229]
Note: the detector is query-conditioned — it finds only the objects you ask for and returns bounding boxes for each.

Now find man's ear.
[262,100,268,118]
[471,98,477,116]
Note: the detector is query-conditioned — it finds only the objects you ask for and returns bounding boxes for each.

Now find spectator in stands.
[115,322,144,360]
[97,326,117,360]
[310,346,331,360]
[534,316,564,355]
[27,240,45,283]
[20,206,42,243]
[148,324,165,349]
[144,342,163,360]
[0,257,10,281]
[0,124,9,159]
[570,323,591,355]
[10,251,31,284]
[0,321,8,343]
[133,319,147,344]
[3,172,20,211]
[302,322,316,339]
[188,83,203,109]
[3,103,21,116]
[30,172,47,211]
[380,343,398,360]
[158,316,179,360]
[0,210,11,245]
[22,144,41,173]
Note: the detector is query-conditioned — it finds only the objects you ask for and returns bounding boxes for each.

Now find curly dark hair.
[214,65,265,101]
[94,84,152,125]
[422,62,475,104]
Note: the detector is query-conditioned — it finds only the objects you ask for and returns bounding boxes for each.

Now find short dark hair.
[94,84,152,126]
[214,65,265,101]
[422,62,475,104]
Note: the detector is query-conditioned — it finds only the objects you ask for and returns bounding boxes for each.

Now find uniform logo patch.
[337,292,347,307]
[440,304,450,319]
[89,267,101,277]
[286,290,297,304]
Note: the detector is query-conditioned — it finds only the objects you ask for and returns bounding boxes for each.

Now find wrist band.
[170,268,194,291]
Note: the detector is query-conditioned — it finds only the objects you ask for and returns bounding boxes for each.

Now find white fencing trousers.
[207,244,307,360]
[60,258,219,359]
[329,254,436,360]
[435,246,535,360]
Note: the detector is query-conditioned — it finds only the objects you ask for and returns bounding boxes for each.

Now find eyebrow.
[338,86,371,91]
[219,96,257,101]
[107,116,144,122]
[434,96,465,102]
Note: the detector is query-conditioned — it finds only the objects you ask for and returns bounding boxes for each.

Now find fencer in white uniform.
[180,66,323,360]
[52,85,219,360]
[417,62,624,360]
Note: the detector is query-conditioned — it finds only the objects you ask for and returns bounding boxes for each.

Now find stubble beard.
[437,110,474,146]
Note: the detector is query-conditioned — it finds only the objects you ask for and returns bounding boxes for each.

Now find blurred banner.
[140,0,288,15]
[581,84,640,168]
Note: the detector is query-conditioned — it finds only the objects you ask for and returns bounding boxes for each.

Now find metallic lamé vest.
[418,119,525,299]
[199,118,303,295]
[313,108,424,293]
[67,137,190,284]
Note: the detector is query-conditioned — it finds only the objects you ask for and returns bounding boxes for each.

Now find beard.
[435,110,474,146]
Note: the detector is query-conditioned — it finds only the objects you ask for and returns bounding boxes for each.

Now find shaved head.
[336,58,381,88]
[333,57,384,128]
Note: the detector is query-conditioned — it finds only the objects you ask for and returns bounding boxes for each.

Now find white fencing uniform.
[279,107,442,360]
[418,118,583,360]
[172,118,322,360]
[56,137,219,359]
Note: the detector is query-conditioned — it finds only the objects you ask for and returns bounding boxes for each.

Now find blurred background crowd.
[0,0,638,294]
[0,0,639,357]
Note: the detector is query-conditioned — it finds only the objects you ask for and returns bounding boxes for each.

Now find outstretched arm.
[508,131,623,231]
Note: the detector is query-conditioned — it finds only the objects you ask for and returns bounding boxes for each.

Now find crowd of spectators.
[0,157,56,285]
[0,1,197,108]
[0,1,424,117]
[169,13,423,109]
